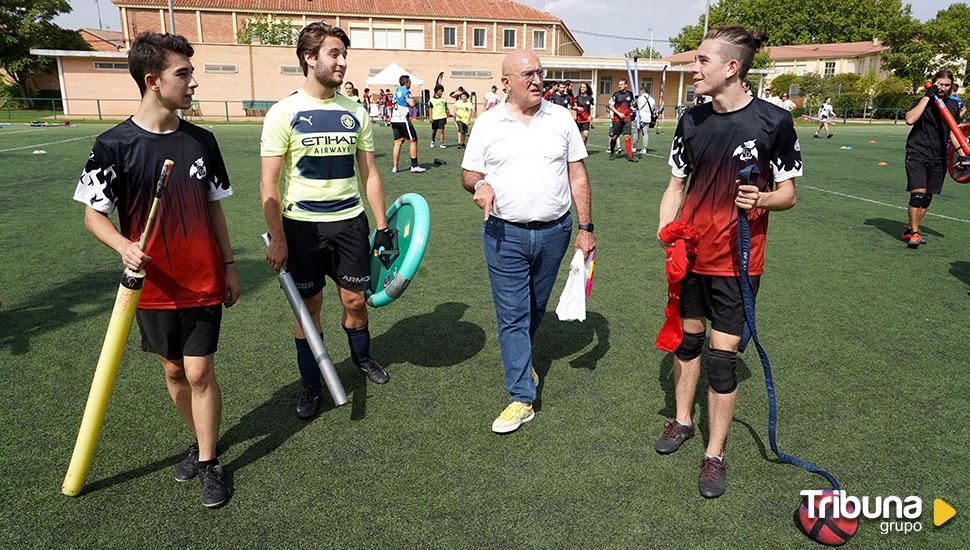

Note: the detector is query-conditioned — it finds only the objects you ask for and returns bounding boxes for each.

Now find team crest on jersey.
[340,114,356,130]
[732,139,759,161]
[189,157,207,180]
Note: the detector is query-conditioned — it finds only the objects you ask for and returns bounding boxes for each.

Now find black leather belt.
[494,213,568,229]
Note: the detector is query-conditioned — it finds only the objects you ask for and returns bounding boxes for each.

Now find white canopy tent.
[365,63,424,88]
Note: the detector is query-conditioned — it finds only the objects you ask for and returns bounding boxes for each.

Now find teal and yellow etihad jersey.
[260,89,374,222]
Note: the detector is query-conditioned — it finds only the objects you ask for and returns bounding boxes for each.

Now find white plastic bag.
[555,250,591,321]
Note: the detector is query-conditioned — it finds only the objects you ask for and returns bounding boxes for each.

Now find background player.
[454,90,472,149]
[814,97,836,138]
[260,22,394,419]
[390,75,427,173]
[607,78,636,161]
[428,85,450,149]
[73,32,238,508]
[573,82,594,145]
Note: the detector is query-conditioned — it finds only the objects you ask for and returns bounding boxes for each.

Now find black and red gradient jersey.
[610,90,634,122]
[74,118,232,309]
[574,94,593,122]
[668,99,802,276]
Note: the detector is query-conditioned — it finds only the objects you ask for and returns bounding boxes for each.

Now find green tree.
[670,0,912,52]
[881,3,970,90]
[0,0,90,97]
[767,73,798,96]
[236,15,298,46]
[627,47,664,61]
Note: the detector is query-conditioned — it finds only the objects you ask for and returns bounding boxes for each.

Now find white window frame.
[823,61,835,77]
[532,30,545,50]
[685,84,696,103]
[443,26,457,47]
[472,27,487,49]
[598,76,612,96]
[503,29,516,49]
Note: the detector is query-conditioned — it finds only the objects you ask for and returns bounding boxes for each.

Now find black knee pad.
[922,193,933,208]
[674,331,705,361]
[706,349,738,394]
[909,192,926,208]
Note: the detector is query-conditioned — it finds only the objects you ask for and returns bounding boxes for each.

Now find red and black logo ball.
[795,489,859,546]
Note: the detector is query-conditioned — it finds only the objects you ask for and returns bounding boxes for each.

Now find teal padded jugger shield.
[366,193,430,307]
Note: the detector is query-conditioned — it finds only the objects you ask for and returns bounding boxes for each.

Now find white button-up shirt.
[462,100,588,223]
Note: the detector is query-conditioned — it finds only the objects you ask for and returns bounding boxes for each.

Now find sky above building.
[56,0,957,57]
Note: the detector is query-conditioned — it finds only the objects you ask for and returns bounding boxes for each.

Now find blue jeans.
[483,213,572,403]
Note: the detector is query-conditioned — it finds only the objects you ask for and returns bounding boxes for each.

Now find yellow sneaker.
[491,401,534,433]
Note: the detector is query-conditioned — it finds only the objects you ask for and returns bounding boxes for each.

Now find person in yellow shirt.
[453,91,472,149]
[259,22,393,419]
[428,85,450,148]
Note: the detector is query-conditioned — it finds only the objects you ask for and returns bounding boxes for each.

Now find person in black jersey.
[607,79,636,161]
[73,32,238,508]
[573,82,594,144]
[900,69,968,248]
[550,81,572,110]
[655,25,801,499]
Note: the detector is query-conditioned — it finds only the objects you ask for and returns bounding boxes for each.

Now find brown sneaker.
[655,419,695,454]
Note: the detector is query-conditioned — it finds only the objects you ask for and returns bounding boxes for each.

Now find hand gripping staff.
[63,159,173,496]
[261,233,348,407]
[923,82,970,183]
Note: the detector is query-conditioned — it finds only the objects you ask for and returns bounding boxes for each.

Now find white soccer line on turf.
[800,185,970,223]
[0,129,44,136]
[0,134,98,153]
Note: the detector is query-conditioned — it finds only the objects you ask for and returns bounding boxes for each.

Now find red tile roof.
[79,28,125,51]
[112,0,560,22]
[665,40,888,65]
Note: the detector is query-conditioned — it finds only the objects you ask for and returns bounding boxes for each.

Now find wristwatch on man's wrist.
[578,223,594,233]
[473,179,489,191]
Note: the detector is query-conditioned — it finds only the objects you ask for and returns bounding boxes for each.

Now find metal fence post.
[97,99,102,120]
[52,99,58,119]
[225,101,229,121]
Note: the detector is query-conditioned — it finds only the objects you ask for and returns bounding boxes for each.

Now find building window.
[533,30,545,49]
[405,29,424,50]
[350,27,371,49]
[640,77,653,95]
[598,76,612,96]
[443,26,457,47]
[473,27,487,48]
[204,64,238,74]
[450,70,493,79]
[824,61,835,77]
[503,29,516,48]
[93,61,128,72]
[373,28,403,49]
[280,65,302,75]
[685,85,696,103]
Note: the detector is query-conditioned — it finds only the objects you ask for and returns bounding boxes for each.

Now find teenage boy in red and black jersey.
[900,69,968,248]
[608,79,636,161]
[73,32,238,508]
[655,25,800,499]
[573,82,594,144]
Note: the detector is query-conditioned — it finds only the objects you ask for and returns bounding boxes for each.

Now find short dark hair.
[297,22,350,76]
[434,84,444,93]
[399,74,410,86]
[932,69,955,83]
[703,25,767,80]
[127,32,194,96]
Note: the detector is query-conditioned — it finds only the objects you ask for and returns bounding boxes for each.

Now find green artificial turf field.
[1,119,967,548]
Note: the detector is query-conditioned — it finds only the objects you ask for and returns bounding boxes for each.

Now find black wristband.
[578,223,594,233]
[223,260,236,266]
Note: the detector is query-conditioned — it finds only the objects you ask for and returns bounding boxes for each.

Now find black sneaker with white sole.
[358,358,389,384]
[699,456,727,498]
[174,443,199,482]
[199,462,229,508]
[296,386,321,419]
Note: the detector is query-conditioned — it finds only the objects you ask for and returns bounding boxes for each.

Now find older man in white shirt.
[461,50,595,434]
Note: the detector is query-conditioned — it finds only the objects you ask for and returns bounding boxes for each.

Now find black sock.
[295,337,321,392]
[344,324,371,367]
[410,157,418,168]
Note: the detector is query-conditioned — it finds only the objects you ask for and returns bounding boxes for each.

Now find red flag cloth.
[656,222,698,352]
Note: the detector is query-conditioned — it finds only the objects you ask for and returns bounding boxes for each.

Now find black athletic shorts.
[577,122,590,132]
[680,272,760,337]
[137,305,222,360]
[905,155,946,195]
[283,213,372,297]
[611,120,631,136]
[456,121,468,134]
[431,118,446,130]
[392,121,417,141]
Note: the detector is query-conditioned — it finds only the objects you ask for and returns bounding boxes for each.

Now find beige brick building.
[32,0,768,120]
